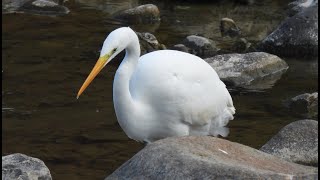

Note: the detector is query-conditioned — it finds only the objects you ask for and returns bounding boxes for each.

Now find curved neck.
[113,33,141,140]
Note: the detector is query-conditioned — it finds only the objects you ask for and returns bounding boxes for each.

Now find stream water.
[2,0,318,179]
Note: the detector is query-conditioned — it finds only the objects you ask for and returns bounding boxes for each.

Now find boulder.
[260,120,318,166]
[113,4,160,24]
[258,5,318,57]
[173,35,219,58]
[106,136,317,179]
[285,92,318,119]
[2,153,52,180]
[204,52,288,90]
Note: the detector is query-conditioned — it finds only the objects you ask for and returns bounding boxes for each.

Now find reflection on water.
[2,0,318,180]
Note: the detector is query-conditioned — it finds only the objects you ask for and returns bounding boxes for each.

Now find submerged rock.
[113,4,160,24]
[2,153,52,180]
[260,120,318,167]
[258,5,318,57]
[220,17,242,38]
[173,35,219,58]
[106,136,317,179]
[285,92,318,119]
[137,32,166,55]
[204,52,288,90]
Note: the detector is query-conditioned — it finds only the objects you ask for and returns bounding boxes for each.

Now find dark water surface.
[2,0,318,179]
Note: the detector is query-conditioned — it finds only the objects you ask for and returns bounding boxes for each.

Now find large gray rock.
[106,136,317,179]
[285,92,318,119]
[2,153,52,180]
[258,5,318,57]
[113,4,160,24]
[204,52,288,90]
[260,120,318,167]
[173,35,219,58]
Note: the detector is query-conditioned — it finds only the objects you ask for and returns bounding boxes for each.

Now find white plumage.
[77,27,235,143]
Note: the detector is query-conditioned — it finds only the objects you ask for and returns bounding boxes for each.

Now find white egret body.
[77,27,235,143]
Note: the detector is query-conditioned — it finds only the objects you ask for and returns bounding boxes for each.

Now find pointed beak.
[77,54,110,99]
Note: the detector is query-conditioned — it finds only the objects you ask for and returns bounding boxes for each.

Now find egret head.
[77,27,133,99]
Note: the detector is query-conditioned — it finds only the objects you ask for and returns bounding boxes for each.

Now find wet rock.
[136,32,166,55]
[106,136,318,180]
[204,52,288,90]
[113,4,160,24]
[220,17,242,38]
[260,120,318,167]
[287,0,318,16]
[2,153,52,180]
[19,0,69,15]
[2,0,69,15]
[285,92,318,119]
[2,0,30,13]
[258,5,318,57]
[174,35,219,58]
[172,44,189,53]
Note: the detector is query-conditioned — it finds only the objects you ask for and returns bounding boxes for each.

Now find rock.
[19,0,69,15]
[204,52,288,90]
[285,92,318,119]
[113,4,160,24]
[106,136,318,179]
[172,44,189,53]
[136,32,166,55]
[2,0,69,15]
[258,5,318,57]
[2,0,30,13]
[260,120,318,167]
[174,35,219,58]
[2,153,52,180]
[220,17,242,38]
[287,0,318,16]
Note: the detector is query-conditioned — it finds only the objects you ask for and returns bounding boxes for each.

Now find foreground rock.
[113,4,160,24]
[137,32,166,55]
[285,92,318,119]
[260,120,318,167]
[204,52,288,90]
[2,153,52,180]
[3,0,69,15]
[106,136,317,179]
[173,35,219,58]
[258,5,318,57]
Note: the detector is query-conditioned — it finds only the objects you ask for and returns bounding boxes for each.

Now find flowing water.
[2,0,318,179]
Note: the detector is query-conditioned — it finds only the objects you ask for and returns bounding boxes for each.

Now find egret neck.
[113,31,142,140]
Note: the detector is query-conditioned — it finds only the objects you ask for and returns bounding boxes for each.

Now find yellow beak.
[77,54,110,99]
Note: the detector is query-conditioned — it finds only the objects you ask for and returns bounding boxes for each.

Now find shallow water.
[2,0,318,179]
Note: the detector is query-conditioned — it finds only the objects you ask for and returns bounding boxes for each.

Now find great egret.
[77,27,235,143]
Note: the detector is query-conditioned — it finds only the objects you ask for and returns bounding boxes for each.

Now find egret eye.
[112,48,117,53]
